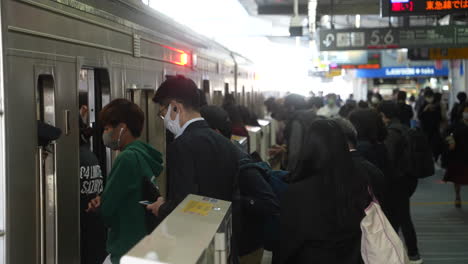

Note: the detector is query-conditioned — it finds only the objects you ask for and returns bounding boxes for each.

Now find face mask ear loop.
[117,127,124,149]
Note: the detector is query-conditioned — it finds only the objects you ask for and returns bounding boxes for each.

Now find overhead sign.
[383,0,468,16]
[409,47,468,60]
[356,66,449,78]
[318,25,468,51]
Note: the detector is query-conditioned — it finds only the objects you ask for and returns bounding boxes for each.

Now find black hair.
[152,75,201,111]
[424,89,434,98]
[79,92,88,108]
[200,105,232,139]
[457,92,467,103]
[284,93,307,110]
[99,98,144,137]
[339,103,356,118]
[409,95,416,102]
[333,117,358,148]
[377,100,398,120]
[349,109,387,144]
[308,96,324,109]
[358,100,369,108]
[397,91,407,101]
[297,119,367,226]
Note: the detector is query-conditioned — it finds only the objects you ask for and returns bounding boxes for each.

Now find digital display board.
[319,25,468,51]
[383,0,468,16]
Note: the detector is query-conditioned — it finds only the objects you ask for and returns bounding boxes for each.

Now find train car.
[0,0,260,263]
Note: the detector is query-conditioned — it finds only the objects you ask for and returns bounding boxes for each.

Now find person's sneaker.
[409,254,423,264]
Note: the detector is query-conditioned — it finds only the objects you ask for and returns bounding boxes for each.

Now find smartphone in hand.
[139,200,152,205]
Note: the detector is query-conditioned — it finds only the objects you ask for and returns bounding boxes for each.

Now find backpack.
[239,160,289,251]
[406,127,435,178]
[361,190,409,264]
[389,125,434,179]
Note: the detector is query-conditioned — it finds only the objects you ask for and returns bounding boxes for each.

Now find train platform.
[262,166,468,264]
[412,167,468,264]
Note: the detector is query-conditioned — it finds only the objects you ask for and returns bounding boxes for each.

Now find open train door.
[126,87,167,197]
[0,10,5,262]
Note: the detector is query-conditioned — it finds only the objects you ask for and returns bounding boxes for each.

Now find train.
[0,0,265,263]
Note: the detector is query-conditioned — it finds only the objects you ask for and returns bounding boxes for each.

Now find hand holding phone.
[139,200,152,205]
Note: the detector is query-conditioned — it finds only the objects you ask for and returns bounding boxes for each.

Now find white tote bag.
[361,191,409,264]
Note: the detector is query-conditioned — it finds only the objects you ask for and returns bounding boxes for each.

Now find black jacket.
[351,151,389,215]
[160,120,240,215]
[236,147,280,256]
[397,102,413,128]
[159,120,241,262]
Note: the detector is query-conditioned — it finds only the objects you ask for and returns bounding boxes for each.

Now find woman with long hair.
[279,120,369,264]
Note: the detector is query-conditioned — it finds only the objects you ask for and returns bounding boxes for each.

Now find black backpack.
[406,127,435,178]
[390,125,434,179]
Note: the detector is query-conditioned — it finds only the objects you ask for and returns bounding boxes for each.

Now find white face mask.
[164,104,182,136]
[371,97,379,104]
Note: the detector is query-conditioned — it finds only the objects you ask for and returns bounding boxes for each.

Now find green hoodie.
[100,140,163,264]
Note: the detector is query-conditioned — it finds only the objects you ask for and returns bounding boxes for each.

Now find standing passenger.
[87,99,164,264]
[418,89,443,162]
[279,120,369,264]
[149,75,241,263]
[378,101,423,264]
[317,93,340,118]
[444,103,468,208]
[79,110,107,264]
[396,91,414,128]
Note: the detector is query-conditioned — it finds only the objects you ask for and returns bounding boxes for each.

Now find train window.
[203,80,210,94]
[242,86,246,106]
[37,75,56,124]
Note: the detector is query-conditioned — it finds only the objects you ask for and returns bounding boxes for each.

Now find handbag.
[361,188,409,264]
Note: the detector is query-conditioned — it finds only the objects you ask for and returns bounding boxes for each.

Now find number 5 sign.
[369,29,395,46]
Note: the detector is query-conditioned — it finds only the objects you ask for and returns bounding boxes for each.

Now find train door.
[79,68,111,177]
[126,87,167,197]
[36,74,58,264]
[0,26,5,263]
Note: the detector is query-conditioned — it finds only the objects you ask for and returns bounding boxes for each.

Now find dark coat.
[159,120,239,215]
[397,102,413,128]
[351,151,387,211]
[159,120,241,262]
[279,175,365,264]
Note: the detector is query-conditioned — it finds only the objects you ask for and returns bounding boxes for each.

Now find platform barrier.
[257,119,271,161]
[231,135,248,153]
[121,194,232,264]
[245,126,261,154]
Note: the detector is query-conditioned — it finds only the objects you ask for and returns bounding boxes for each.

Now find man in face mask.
[87,99,163,264]
[149,75,241,263]
[317,93,340,118]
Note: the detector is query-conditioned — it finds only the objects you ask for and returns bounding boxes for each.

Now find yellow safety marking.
[412,201,468,205]
[182,200,214,216]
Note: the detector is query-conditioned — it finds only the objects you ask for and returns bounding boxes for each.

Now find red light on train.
[175,53,188,66]
[161,44,190,66]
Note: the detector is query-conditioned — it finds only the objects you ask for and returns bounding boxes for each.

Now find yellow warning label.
[182,200,213,216]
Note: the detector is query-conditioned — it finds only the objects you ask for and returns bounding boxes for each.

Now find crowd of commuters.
[76,75,468,264]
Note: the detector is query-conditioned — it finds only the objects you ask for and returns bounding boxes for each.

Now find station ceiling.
[239,0,380,16]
